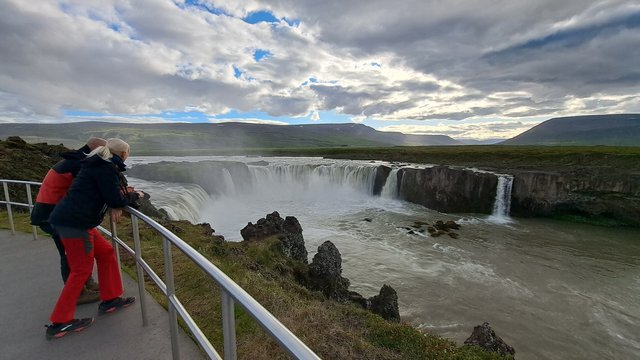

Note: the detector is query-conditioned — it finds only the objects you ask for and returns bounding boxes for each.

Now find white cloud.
[0,0,638,139]
[378,119,545,140]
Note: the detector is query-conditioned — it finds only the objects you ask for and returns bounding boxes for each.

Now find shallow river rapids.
[128,156,640,360]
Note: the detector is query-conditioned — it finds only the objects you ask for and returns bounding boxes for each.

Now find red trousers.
[50,228,123,323]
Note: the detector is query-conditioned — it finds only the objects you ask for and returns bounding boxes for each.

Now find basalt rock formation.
[374,163,640,226]
[241,211,308,263]
[510,169,640,226]
[396,166,498,213]
[241,213,401,321]
[372,165,392,195]
[368,284,400,322]
[307,241,351,302]
[307,241,401,321]
[464,322,515,357]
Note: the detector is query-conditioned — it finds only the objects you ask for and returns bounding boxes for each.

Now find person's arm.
[95,166,139,209]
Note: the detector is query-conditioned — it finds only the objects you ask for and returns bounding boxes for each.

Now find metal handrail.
[1,179,321,360]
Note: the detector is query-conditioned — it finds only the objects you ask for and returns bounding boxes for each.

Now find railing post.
[109,210,122,270]
[221,291,237,360]
[3,182,15,235]
[25,184,37,240]
[164,236,180,360]
[131,215,149,326]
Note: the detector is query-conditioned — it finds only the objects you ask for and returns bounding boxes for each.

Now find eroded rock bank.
[509,170,640,226]
[395,166,499,213]
[241,211,401,322]
[377,164,640,226]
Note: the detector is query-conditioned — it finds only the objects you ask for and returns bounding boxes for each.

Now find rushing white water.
[381,168,400,198]
[489,175,514,224]
[126,177,209,223]
[129,156,640,360]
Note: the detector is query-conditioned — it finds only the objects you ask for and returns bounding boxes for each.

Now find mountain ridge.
[0,121,461,153]
[500,114,640,146]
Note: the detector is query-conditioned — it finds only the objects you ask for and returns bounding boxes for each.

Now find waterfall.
[246,163,378,195]
[126,177,209,223]
[381,169,400,198]
[490,175,514,223]
[221,168,236,195]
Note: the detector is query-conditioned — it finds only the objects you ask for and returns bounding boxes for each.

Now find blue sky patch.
[253,49,272,62]
[243,10,279,24]
[182,0,228,16]
[232,65,243,78]
[243,10,301,27]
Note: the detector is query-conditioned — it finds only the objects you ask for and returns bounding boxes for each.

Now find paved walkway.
[0,229,205,360]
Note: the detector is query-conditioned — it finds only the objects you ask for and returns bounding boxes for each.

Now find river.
[128,156,640,360]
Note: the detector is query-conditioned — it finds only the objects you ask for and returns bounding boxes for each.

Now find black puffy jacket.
[49,154,139,229]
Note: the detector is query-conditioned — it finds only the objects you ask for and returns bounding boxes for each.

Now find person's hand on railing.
[110,208,123,223]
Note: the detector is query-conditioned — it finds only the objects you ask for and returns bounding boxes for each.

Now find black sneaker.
[45,318,94,340]
[98,296,136,315]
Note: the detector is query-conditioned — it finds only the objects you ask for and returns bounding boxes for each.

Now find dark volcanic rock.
[510,170,640,226]
[398,166,498,213]
[373,165,392,196]
[464,322,515,357]
[137,193,169,220]
[307,241,350,302]
[369,284,400,322]
[280,216,308,263]
[348,291,369,309]
[241,211,284,241]
[241,211,308,263]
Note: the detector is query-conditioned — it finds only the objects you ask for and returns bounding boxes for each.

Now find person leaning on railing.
[44,138,144,340]
[30,137,106,305]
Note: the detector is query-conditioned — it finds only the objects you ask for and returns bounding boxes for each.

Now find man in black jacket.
[31,138,106,304]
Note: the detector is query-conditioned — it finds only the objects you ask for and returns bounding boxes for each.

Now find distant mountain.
[0,122,461,154]
[501,114,640,146]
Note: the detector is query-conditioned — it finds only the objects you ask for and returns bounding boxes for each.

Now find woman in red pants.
[46,138,143,340]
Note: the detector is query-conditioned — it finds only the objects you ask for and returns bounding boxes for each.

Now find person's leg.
[49,236,94,324]
[40,223,69,283]
[89,228,123,300]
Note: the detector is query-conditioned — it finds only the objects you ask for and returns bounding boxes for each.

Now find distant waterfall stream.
[489,175,514,223]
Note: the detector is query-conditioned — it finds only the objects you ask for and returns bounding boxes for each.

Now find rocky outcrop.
[372,165,392,195]
[241,211,285,240]
[398,166,498,213]
[280,216,308,263]
[241,211,308,263]
[368,285,400,322]
[136,192,169,220]
[306,242,401,321]
[464,322,515,357]
[511,170,640,226]
[307,241,351,302]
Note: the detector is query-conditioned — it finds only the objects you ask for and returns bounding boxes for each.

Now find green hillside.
[501,114,640,146]
[0,122,460,154]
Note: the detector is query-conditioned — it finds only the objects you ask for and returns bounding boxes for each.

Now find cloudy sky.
[1,0,638,140]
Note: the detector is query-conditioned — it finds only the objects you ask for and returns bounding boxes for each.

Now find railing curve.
[1,179,321,360]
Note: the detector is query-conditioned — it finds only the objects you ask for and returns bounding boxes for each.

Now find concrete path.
[0,229,205,360]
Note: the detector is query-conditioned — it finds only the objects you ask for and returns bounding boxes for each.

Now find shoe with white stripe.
[45,318,94,340]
